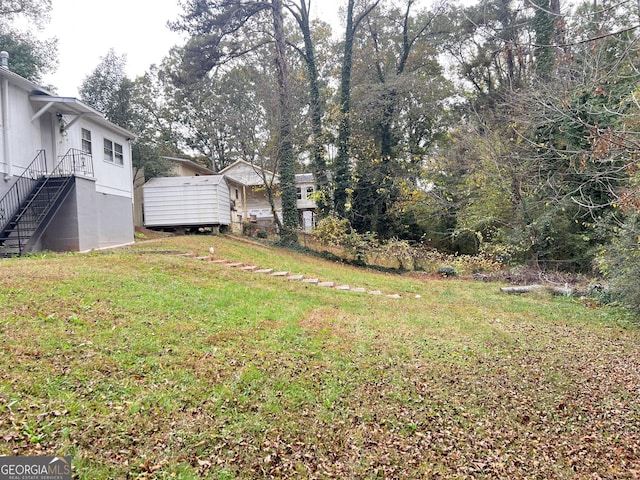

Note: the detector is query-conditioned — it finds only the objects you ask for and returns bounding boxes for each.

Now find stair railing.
[10,149,94,246]
[52,148,94,177]
[0,149,94,256]
[0,150,47,232]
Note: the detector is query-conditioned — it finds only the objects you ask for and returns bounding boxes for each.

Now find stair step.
[0,174,74,256]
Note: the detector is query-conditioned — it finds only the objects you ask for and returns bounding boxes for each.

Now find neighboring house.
[219,159,281,228]
[0,53,135,257]
[295,173,317,231]
[162,156,215,177]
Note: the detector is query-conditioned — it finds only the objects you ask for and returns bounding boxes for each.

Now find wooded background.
[4,0,640,311]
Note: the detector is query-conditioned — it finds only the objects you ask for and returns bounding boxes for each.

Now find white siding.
[143,176,231,227]
[245,187,278,219]
[1,82,46,175]
[65,120,133,199]
[220,160,277,186]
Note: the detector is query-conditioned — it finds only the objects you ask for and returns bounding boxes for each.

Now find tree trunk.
[272,0,298,243]
[334,0,356,218]
[296,1,330,217]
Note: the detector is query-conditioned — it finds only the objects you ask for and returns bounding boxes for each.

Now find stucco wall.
[40,176,133,253]
[94,189,134,250]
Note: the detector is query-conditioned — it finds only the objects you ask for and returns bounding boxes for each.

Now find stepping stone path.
[180,252,420,299]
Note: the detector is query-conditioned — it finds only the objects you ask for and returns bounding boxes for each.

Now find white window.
[81,129,92,154]
[104,138,124,165]
[114,143,124,165]
[296,187,302,200]
[306,186,314,199]
[104,139,113,162]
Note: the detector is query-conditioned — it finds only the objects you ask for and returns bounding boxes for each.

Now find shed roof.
[144,175,227,188]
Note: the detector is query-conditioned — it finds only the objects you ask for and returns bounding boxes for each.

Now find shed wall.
[143,178,231,227]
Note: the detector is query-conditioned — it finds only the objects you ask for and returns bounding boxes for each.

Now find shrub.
[311,216,505,275]
[312,215,350,246]
[595,213,640,314]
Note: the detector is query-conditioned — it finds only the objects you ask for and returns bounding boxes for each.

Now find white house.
[219,159,281,227]
[0,53,135,256]
[295,173,317,231]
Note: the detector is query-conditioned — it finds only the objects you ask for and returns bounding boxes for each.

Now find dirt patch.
[134,226,175,241]
[299,308,358,350]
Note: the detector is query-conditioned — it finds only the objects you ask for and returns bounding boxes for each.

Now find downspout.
[1,51,11,181]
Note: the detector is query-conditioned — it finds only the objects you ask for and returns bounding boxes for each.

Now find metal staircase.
[0,149,93,257]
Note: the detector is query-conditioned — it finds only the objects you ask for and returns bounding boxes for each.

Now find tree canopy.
[63,0,640,309]
[0,0,57,83]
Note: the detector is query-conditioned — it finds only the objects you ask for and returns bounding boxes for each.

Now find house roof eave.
[29,94,136,140]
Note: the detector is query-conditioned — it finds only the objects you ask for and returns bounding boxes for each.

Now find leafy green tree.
[531,0,562,77]
[348,0,454,238]
[333,0,381,218]
[435,0,640,271]
[597,212,640,314]
[0,27,57,82]
[81,50,179,181]
[0,0,52,26]
[79,49,132,129]
[128,60,186,181]
[172,0,300,241]
[285,0,332,217]
[0,0,57,83]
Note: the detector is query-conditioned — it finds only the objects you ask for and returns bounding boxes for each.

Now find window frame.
[103,138,124,166]
[306,185,314,199]
[114,142,124,165]
[81,128,92,154]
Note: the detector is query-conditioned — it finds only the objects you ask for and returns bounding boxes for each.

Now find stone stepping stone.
[195,256,210,261]
[351,287,367,293]
[287,274,304,281]
[240,266,258,271]
[226,262,244,267]
[302,278,319,284]
[317,282,334,288]
[368,290,383,296]
[209,259,228,264]
[271,271,289,277]
[386,294,402,299]
[335,285,350,290]
[255,268,274,274]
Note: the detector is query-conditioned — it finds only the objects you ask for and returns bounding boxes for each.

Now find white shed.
[143,175,231,229]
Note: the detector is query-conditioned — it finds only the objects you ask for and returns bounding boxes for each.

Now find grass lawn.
[1,235,639,479]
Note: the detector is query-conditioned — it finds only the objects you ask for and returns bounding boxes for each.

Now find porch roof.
[29,95,135,139]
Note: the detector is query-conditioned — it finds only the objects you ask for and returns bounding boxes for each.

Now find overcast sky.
[40,0,343,97]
